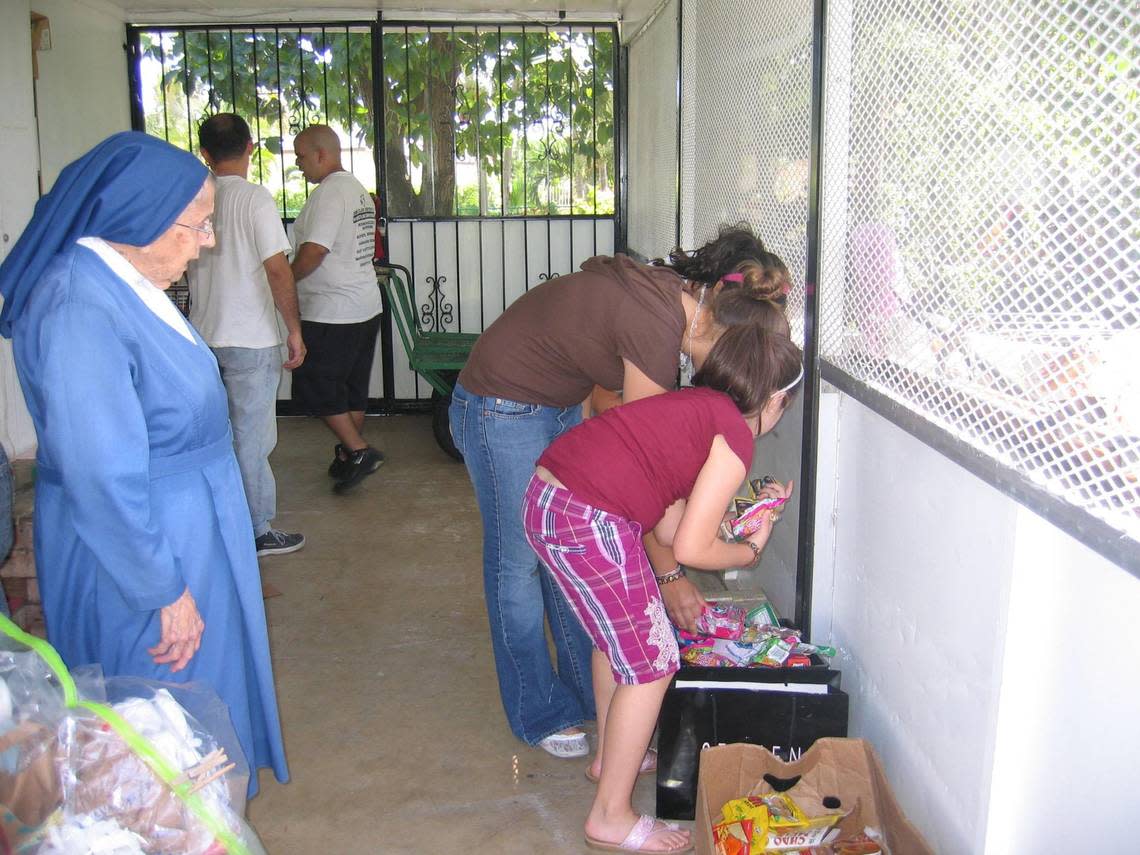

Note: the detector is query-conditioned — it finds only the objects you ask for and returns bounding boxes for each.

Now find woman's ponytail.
[705,255,792,339]
[655,222,771,285]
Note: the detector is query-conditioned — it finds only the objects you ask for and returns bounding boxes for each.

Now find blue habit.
[11,243,289,796]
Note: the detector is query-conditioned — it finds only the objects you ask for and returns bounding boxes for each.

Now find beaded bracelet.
[655,565,685,586]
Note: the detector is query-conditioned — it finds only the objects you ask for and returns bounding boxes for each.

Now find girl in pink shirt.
[523,324,803,853]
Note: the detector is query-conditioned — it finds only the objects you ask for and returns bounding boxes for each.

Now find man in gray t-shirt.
[290,124,384,493]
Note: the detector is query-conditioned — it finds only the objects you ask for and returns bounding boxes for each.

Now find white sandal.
[538,730,589,758]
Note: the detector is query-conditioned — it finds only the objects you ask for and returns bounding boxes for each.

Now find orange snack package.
[713,818,754,855]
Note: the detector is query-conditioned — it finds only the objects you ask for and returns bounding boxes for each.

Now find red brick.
[13,515,34,550]
[0,547,36,579]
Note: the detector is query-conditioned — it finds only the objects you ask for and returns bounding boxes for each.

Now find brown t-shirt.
[459,255,686,407]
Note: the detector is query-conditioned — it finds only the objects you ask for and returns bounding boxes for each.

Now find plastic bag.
[0,616,266,854]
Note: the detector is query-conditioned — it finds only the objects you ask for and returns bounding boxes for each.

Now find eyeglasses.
[174,218,214,238]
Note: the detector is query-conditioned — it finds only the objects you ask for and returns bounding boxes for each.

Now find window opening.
[818,0,1138,555]
[136,23,376,219]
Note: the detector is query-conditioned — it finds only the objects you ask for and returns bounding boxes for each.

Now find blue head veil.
[0,131,208,337]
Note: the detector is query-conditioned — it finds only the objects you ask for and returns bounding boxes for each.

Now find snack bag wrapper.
[712,818,754,855]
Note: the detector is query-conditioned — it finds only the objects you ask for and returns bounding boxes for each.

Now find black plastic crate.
[655,661,849,820]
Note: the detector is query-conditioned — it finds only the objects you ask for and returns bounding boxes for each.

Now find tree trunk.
[382,90,421,217]
[427,32,457,217]
[502,147,514,214]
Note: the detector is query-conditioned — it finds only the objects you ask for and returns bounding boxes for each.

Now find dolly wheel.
[431,372,463,462]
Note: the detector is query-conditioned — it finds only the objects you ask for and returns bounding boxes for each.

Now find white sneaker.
[538,730,589,758]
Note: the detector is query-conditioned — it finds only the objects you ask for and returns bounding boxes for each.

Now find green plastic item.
[0,615,253,855]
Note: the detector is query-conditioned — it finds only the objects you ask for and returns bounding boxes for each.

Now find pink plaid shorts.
[522,475,679,685]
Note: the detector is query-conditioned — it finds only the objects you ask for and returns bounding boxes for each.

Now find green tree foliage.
[139,24,615,219]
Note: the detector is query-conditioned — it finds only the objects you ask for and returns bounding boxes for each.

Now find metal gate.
[126,18,620,409]
[377,22,620,403]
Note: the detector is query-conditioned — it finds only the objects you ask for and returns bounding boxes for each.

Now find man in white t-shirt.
[188,113,306,556]
[290,124,385,493]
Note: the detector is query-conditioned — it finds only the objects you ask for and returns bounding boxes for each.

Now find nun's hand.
[661,575,706,634]
[149,588,205,673]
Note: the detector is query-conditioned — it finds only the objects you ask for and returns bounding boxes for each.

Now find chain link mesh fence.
[818,0,1138,542]
[627,0,680,260]
[679,0,814,343]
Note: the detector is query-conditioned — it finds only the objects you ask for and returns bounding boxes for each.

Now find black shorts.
[291,315,381,416]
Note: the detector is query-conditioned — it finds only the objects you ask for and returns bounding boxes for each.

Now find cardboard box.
[695,739,932,855]
[657,664,849,819]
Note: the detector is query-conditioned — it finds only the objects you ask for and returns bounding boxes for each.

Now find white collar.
[77,237,196,343]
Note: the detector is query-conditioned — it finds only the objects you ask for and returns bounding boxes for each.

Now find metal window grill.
[131,24,376,219]
[680,0,815,344]
[818,0,1139,542]
[379,22,619,401]
[129,20,619,405]
[380,24,616,218]
[627,0,680,259]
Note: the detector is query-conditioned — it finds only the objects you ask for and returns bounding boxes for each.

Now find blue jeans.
[213,346,282,537]
[449,381,596,744]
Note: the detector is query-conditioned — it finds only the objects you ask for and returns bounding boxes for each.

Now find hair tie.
[721,273,744,283]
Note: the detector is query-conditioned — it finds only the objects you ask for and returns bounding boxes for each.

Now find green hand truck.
[377,263,478,461]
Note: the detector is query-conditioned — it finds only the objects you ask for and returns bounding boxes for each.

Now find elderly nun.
[0,131,288,797]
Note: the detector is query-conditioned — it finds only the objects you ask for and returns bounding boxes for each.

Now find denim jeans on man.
[213,346,281,537]
[449,381,596,744]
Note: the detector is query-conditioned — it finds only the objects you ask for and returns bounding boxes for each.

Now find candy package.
[763,815,842,851]
[721,796,770,848]
[754,636,796,668]
[712,818,754,855]
[794,642,838,659]
[695,604,746,640]
[745,602,781,629]
[678,604,745,642]
[730,496,789,539]
[721,793,845,853]
[755,793,809,828]
[680,645,738,668]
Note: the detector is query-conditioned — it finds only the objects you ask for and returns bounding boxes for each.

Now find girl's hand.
[754,477,793,505]
[660,576,707,633]
[745,480,795,552]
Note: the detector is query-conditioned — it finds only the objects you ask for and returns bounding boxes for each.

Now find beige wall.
[32,0,130,191]
[1,0,41,457]
[0,0,128,457]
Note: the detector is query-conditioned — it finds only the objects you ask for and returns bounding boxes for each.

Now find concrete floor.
[247,414,687,853]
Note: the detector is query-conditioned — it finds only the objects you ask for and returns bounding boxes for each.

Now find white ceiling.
[111,0,666,39]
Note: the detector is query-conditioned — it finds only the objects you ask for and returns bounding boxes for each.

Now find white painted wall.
[813,390,1139,852]
[984,507,1140,852]
[385,218,615,400]
[32,0,131,191]
[0,0,42,458]
[0,0,128,458]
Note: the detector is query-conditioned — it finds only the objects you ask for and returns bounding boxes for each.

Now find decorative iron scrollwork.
[538,272,561,282]
[420,274,454,332]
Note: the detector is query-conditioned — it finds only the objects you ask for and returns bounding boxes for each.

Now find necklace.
[681,286,706,380]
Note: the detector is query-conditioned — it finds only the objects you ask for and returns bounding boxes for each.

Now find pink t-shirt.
[537,386,755,530]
